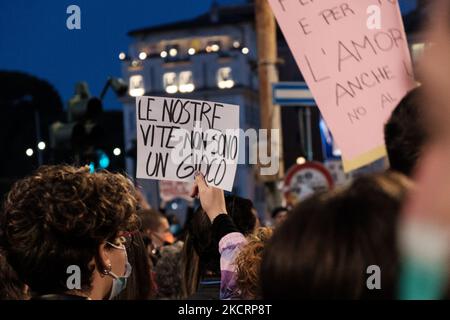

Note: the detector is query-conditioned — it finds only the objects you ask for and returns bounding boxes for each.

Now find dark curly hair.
[0,165,138,295]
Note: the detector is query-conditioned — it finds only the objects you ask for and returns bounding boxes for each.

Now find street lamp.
[37,141,46,150]
[296,157,306,165]
[139,52,147,60]
[113,147,121,156]
[26,148,34,157]
[100,77,129,100]
[169,48,178,57]
[211,44,220,52]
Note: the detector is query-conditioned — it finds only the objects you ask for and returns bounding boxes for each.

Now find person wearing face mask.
[0,165,137,300]
[101,236,133,300]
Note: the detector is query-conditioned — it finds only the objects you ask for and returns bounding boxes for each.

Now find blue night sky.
[0,0,417,110]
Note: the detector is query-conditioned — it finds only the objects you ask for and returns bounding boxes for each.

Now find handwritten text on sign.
[269,0,416,169]
[136,96,240,191]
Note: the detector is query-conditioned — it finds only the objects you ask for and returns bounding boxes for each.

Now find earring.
[101,264,112,277]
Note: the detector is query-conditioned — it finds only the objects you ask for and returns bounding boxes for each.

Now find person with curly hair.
[234,228,273,299]
[0,165,138,300]
[154,241,184,299]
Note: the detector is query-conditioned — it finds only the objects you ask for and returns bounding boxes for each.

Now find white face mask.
[105,241,132,300]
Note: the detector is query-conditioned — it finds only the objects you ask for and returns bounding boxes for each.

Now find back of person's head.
[0,165,137,297]
[271,206,289,227]
[138,208,165,233]
[384,87,428,176]
[261,172,411,299]
[0,250,28,300]
[154,241,184,299]
[181,195,256,298]
[235,227,273,299]
[271,207,288,219]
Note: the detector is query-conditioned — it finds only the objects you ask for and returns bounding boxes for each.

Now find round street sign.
[283,161,334,206]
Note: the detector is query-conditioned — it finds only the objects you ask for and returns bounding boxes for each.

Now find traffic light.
[49,82,106,168]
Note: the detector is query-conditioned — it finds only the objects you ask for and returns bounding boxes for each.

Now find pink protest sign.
[269,0,416,171]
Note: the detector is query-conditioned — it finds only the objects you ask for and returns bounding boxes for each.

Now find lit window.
[211,44,220,52]
[129,75,145,97]
[163,72,178,94]
[179,71,195,93]
[169,48,178,57]
[206,41,221,53]
[139,52,147,60]
[188,48,196,55]
[217,67,234,89]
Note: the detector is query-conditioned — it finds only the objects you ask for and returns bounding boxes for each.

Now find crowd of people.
[2,2,450,301]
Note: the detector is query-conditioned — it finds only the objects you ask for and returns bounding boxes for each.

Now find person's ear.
[96,242,112,276]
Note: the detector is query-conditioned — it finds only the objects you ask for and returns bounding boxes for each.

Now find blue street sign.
[272,82,316,106]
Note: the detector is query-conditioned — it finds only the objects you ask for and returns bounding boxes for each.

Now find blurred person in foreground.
[397,0,450,299]
[0,165,137,300]
[261,172,411,299]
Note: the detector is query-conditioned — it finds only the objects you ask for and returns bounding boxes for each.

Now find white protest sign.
[136,96,240,191]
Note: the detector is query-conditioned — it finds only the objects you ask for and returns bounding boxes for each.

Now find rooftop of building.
[128,3,254,37]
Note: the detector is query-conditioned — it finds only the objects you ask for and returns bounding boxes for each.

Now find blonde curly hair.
[234,227,273,299]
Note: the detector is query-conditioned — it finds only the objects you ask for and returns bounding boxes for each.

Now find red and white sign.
[283,162,334,206]
[159,180,193,203]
